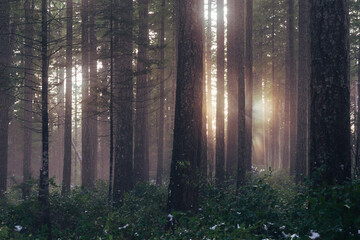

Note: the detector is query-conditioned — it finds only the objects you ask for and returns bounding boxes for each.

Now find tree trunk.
[215,0,225,184]
[271,0,279,169]
[39,0,51,237]
[201,0,207,180]
[89,0,98,183]
[81,0,91,189]
[288,0,297,175]
[295,0,310,182]
[226,0,238,177]
[157,0,165,186]
[0,0,10,200]
[206,0,215,179]
[236,0,246,188]
[23,0,34,199]
[134,0,149,184]
[108,0,114,205]
[113,0,134,204]
[62,0,73,194]
[168,0,203,212]
[245,0,253,171]
[310,0,351,184]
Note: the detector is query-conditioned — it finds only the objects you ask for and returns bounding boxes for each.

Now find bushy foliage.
[0,173,360,239]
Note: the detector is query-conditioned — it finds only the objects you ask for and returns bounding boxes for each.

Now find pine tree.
[310,0,351,184]
[168,0,203,212]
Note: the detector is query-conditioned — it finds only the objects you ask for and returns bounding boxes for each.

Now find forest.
[0,0,360,239]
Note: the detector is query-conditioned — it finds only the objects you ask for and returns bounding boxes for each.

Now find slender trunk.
[89,0,98,182]
[39,0,51,237]
[215,0,225,184]
[245,0,253,171]
[201,0,207,180]
[226,0,238,177]
[206,0,215,178]
[74,66,78,185]
[0,0,10,200]
[157,0,165,186]
[288,0,297,175]
[23,0,34,199]
[134,0,149,184]
[62,0,73,194]
[236,0,246,188]
[81,0,91,189]
[108,0,114,206]
[271,0,279,169]
[356,43,360,176]
[295,0,310,182]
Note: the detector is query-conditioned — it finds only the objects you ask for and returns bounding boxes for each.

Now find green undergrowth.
[0,171,360,239]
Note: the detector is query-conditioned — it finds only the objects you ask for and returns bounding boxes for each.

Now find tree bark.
[271,0,279,169]
[134,0,149,184]
[157,0,165,186]
[295,0,310,182]
[39,0,51,237]
[288,0,297,175]
[245,0,253,171]
[81,0,91,189]
[23,0,34,199]
[206,0,215,178]
[215,0,225,184]
[236,0,246,188]
[310,0,351,184]
[168,0,203,212]
[62,0,73,194]
[89,0,98,183]
[226,0,238,177]
[0,0,10,200]
[113,0,134,204]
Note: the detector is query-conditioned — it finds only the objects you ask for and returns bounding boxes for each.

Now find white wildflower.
[309,230,320,239]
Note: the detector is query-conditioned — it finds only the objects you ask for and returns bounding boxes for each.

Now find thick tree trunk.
[215,0,225,184]
[62,0,73,194]
[23,0,34,199]
[295,0,310,182]
[39,0,51,237]
[157,0,164,186]
[245,0,253,171]
[226,0,238,177]
[310,0,351,184]
[113,0,134,204]
[168,0,203,212]
[0,0,10,200]
[134,0,149,184]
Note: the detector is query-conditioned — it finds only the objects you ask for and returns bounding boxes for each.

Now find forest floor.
[1,171,360,239]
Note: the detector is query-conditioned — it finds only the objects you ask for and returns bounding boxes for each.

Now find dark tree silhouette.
[62,0,73,195]
[168,0,203,212]
[295,0,310,182]
[113,0,134,204]
[310,0,351,184]
[215,0,225,184]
